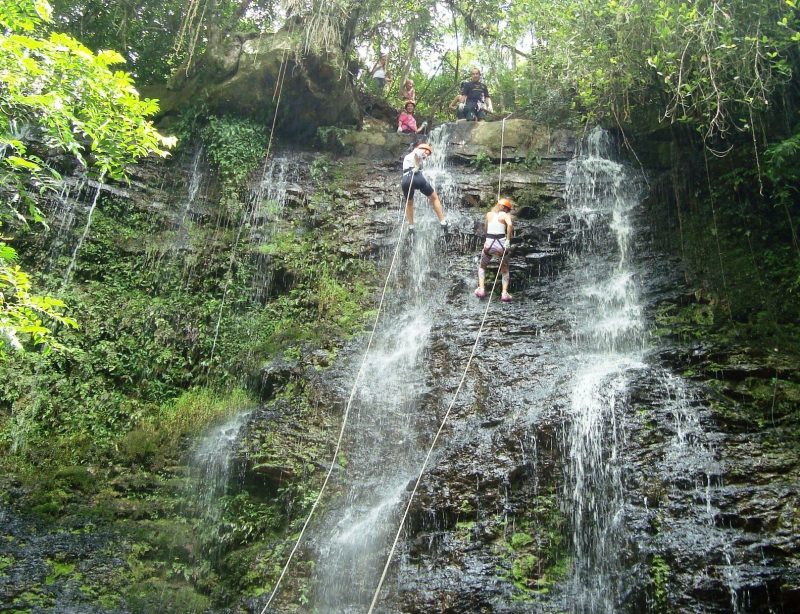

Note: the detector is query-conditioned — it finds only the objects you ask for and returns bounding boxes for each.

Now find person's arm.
[504,214,513,246]
[483,84,493,112]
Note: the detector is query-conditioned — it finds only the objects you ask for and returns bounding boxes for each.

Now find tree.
[0,0,174,356]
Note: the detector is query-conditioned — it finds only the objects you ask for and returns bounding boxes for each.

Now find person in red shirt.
[397,101,427,135]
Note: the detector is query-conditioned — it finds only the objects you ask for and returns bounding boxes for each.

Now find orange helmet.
[417,142,432,155]
[498,198,513,210]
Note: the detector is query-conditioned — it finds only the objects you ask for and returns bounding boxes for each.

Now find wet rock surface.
[3,122,798,613]
[297,129,799,613]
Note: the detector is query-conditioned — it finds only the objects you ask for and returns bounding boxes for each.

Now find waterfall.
[243,153,302,303]
[208,153,301,365]
[62,182,102,287]
[307,126,458,612]
[190,410,253,519]
[186,408,255,566]
[562,126,646,611]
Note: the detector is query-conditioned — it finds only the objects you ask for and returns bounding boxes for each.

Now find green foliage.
[649,554,670,611]
[54,466,96,492]
[498,491,567,598]
[0,0,174,182]
[309,154,334,185]
[0,0,174,357]
[644,0,796,139]
[470,151,493,172]
[0,238,77,353]
[200,116,268,185]
[510,531,534,549]
[49,0,188,84]
[122,388,252,467]
[764,130,800,230]
[257,227,373,352]
[668,147,800,339]
[125,577,210,614]
[316,126,350,154]
[45,560,78,585]
[199,116,268,217]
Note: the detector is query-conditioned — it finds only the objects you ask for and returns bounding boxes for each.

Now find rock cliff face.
[259,122,799,613]
[2,120,797,613]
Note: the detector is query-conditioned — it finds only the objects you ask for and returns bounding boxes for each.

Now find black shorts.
[400,171,434,198]
[464,99,486,121]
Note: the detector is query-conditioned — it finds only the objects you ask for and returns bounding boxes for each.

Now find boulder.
[442,119,576,161]
[145,30,361,138]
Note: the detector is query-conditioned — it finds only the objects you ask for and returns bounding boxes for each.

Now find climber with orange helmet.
[400,141,448,232]
[474,197,513,302]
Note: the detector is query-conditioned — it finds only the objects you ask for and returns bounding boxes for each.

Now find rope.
[367,120,511,613]
[263,28,293,162]
[496,114,511,201]
[260,169,418,613]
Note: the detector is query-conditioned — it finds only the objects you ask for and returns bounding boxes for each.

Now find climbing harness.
[260,168,418,613]
[483,233,506,255]
[367,116,512,613]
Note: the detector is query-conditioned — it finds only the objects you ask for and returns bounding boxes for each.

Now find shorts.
[464,99,486,121]
[401,170,434,199]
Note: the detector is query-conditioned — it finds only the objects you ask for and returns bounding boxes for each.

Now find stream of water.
[561,127,647,611]
[307,127,459,612]
[560,128,724,613]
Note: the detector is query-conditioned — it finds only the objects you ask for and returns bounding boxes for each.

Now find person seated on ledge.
[397,101,428,135]
[458,67,493,121]
[448,94,466,120]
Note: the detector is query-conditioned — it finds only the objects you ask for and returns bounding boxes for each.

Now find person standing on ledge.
[400,142,448,232]
[401,78,416,103]
[458,67,493,121]
[475,198,513,302]
[369,54,388,93]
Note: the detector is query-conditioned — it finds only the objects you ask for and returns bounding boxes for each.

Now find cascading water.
[243,153,302,303]
[190,410,253,520]
[186,408,255,566]
[62,181,102,286]
[560,127,727,613]
[562,127,646,612]
[306,127,458,612]
[208,153,301,364]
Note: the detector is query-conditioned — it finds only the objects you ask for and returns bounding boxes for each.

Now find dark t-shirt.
[461,80,489,102]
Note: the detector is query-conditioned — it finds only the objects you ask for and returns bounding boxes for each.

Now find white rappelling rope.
[496,114,511,201]
[260,169,418,614]
[368,119,511,612]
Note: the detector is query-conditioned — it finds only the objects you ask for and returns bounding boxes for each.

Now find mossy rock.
[125,578,209,614]
[54,466,97,493]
